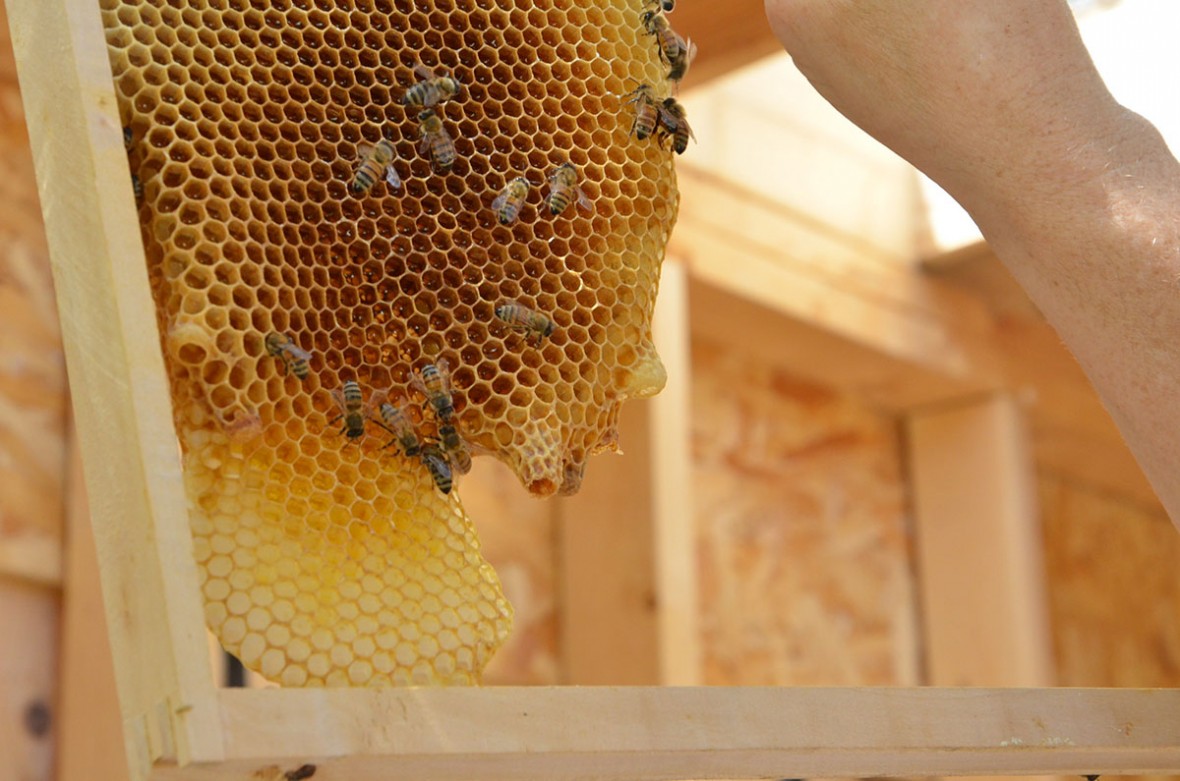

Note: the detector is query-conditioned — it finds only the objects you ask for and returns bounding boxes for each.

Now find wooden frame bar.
[9,0,1180,779]
[181,687,1180,780]
[908,395,1055,688]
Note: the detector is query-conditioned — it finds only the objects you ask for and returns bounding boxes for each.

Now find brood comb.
[100,0,679,686]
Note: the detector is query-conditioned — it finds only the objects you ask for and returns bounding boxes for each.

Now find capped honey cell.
[101,0,680,686]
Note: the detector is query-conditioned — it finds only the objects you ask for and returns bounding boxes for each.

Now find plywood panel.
[1040,473,1180,688]
[0,0,66,586]
[691,337,918,686]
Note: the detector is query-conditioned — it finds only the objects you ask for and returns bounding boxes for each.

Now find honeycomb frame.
[100,0,680,687]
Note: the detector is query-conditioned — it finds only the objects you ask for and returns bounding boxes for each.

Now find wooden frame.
[10,0,1180,779]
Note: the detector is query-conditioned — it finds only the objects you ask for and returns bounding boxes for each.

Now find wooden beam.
[556,263,698,685]
[0,581,57,781]
[647,262,699,686]
[924,244,1159,509]
[58,432,131,781]
[5,0,221,775]
[673,0,784,90]
[907,395,1055,688]
[672,168,1001,412]
[145,686,1180,779]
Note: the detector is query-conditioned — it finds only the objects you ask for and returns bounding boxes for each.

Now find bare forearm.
[767,0,1180,523]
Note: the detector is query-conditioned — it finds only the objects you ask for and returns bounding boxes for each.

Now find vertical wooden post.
[6,0,222,775]
[58,433,130,781]
[0,581,58,781]
[907,394,1055,687]
[557,262,699,685]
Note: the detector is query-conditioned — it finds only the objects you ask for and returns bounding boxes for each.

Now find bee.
[420,443,454,494]
[131,173,144,204]
[351,138,402,194]
[122,126,134,151]
[438,422,472,475]
[402,63,462,108]
[417,109,457,174]
[544,163,593,216]
[642,11,696,84]
[264,332,312,379]
[284,765,317,781]
[491,176,531,225]
[329,380,374,440]
[412,359,456,423]
[644,0,675,11]
[377,400,422,457]
[657,97,695,154]
[623,83,662,141]
[495,300,556,345]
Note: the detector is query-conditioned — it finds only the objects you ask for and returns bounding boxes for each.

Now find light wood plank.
[0,534,61,587]
[0,581,57,781]
[925,243,1159,509]
[58,433,131,781]
[556,400,661,684]
[147,687,1180,780]
[5,0,221,776]
[672,0,784,90]
[907,395,1055,688]
[671,168,1002,412]
[648,261,699,685]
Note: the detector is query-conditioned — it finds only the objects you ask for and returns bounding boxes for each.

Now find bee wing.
[409,369,429,397]
[357,142,375,160]
[575,187,593,213]
[684,39,698,66]
[329,387,346,412]
[384,164,402,190]
[491,190,509,212]
[286,343,313,361]
[413,62,438,80]
[367,387,389,413]
[436,357,452,387]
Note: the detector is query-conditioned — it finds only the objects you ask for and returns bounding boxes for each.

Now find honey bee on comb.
[351,138,402,194]
[413,359,456,424]
[645,0,676,12]
[495,300,557,346]
[658,97,695,155]
[545,163,593,216]
[329,380,389,441]
[624,83,663,141]
[402,63,462,108]
[419,443,455,494]
[438,422,473,475]
[377,399,422,458]
[491,176,531,225]
[264,332,312,380]
[642,10,696,85]
[417,108,457,174]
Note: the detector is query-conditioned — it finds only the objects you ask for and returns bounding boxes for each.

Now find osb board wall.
[0,0,67,557]
[1040,473,1180,687]
[0,2,66,778]
[691,337,919,686]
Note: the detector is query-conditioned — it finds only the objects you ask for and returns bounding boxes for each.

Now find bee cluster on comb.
[101,0,692,686]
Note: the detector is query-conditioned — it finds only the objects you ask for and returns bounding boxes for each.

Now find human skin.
[765,0,1180,528]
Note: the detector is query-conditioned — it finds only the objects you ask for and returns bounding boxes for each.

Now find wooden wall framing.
[7,0,1180,779]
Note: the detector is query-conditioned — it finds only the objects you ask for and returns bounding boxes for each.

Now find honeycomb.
[100,0,679,686]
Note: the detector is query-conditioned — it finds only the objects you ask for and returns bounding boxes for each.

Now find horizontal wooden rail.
[150,687,1180,780]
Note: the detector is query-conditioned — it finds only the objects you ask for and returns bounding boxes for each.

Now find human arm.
[765,0,1180,526]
